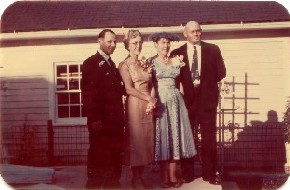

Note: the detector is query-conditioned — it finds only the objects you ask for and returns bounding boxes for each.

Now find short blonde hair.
[123,29,143,51]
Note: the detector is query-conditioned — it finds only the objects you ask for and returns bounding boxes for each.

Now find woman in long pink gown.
[118,30,157,189]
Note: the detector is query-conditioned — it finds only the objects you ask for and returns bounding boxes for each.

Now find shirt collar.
[187,41,201,50]
[98,49,110,61]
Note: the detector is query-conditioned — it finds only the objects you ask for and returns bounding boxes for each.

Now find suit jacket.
[170,41,226,112]
[81,52,125,125]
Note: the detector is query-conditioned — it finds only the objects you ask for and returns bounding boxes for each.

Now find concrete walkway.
[7,165,239,190]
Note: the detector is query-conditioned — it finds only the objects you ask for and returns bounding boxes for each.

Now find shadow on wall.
[0,77,50,166]
[0,77,89,166]
[224,110,288,190]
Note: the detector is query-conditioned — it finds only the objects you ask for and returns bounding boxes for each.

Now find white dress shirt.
[98,49,111,66]
[186,42,201,75]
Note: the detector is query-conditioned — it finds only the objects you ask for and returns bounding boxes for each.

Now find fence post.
[47,120,54,165]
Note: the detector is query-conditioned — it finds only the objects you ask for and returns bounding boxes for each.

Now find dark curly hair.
[148,32,180,42]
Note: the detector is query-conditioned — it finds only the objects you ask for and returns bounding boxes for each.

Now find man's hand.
[88,120,103,133]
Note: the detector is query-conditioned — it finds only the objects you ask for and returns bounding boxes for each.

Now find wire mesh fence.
[1,73,289,189]
[1,123,49,166]
[2,122,288,171]
[53,125,89,165]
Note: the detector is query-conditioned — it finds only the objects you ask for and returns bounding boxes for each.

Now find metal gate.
[214,73,287,182]
[2,73,288,180]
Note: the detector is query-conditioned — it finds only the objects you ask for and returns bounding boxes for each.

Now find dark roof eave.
[1,1,289,33]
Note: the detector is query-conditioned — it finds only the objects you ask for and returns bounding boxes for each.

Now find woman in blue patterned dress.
[149,32,197,188]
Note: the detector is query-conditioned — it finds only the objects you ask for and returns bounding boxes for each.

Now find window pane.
[70,106,80,117]
[69,78,79,90]
[69,65,79,77]
[57,93,69,104]
[55,62,84,120]
[57,65,67,77]
[70,93,80,104]
[58,106,69,118]
[57,78,67,90]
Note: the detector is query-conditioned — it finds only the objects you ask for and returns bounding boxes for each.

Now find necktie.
[191,46,199,81]
[107,57,116,68]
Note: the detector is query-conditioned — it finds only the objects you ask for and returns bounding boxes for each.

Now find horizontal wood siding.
[213,38,288,123]
[0,32,289,166]
[0,76,49,127]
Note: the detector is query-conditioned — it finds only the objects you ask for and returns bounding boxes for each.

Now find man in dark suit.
[171,21,226,185]
[81,29,125,189]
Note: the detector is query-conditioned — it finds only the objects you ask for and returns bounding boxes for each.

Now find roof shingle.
[1,1,289,33]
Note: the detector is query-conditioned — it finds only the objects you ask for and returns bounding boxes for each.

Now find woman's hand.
[171,55,185,68]
[146,102,155,115]
[148,96,157,107]
[146,96,157,115]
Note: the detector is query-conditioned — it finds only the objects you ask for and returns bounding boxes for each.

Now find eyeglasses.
[129,41,143,46]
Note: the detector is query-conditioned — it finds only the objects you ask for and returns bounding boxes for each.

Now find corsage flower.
[139,56,154,74]
[171,55,185,68]
[99,60,106,67]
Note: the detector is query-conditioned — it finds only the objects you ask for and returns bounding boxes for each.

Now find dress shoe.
[132,178,152,189]
[169,181,183,188]
[160,181,171,188]
[203,176,221,185]
[202,177,210,182]
[179,178,186,183]
[170,179,184,188]
[183,177,194,183]
[208,177,221,185]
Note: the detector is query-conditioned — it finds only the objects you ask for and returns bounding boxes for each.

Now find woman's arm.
[119,62,156,104]
[179,82,184,95]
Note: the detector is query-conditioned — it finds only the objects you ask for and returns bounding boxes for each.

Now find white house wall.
[1,36,290,128]
[213,37,290,125]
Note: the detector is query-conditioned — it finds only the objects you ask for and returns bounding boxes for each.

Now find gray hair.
[123,29,143,50]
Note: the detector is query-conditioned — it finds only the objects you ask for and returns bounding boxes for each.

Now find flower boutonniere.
[99,60,106,67]
[139,56,154,74]
[171,55,185,68]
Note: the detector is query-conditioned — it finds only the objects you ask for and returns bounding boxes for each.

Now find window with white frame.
[54,62,84,122]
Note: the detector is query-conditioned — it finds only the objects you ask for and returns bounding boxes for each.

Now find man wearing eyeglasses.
[170,21,226,185]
